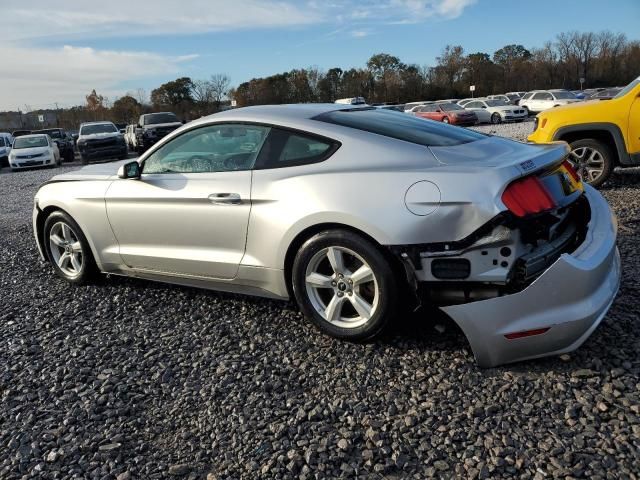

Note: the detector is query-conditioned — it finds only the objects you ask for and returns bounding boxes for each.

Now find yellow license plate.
[554,164,583,194]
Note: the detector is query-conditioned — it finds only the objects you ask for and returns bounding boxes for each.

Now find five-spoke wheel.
[292,230,397,341]
[568,139,613,188]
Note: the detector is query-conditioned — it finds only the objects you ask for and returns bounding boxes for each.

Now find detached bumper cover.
[443,186,620,367]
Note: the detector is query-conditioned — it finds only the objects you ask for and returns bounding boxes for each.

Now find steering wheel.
[223,154,250,171]
[187,155,213,173]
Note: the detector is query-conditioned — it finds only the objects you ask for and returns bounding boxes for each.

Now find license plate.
[554,164,583,194]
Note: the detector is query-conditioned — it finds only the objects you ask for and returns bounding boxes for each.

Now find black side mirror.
[118,161,141,179]
[182,120,186,124]
[136,124,142,129]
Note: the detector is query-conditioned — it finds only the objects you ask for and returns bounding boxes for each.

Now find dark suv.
[135,112,182,152]
[77,122,127,164]
[34,128,75,162]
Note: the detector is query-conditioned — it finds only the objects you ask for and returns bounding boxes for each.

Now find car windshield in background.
[38,129,62,138]
[506,94,519,101]
[315,108,485,147]
[439,103,464,111]
[614,77,640,99]
[81,124,118,135]
[144,113,179,125]
[14,136,48,149]
[486,100,508,107]
[553,91,576,99]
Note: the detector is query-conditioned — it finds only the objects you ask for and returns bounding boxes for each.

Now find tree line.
[232,30,639,106]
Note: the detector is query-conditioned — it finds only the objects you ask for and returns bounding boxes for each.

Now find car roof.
[80,121,115,126]
[200,103,366,124]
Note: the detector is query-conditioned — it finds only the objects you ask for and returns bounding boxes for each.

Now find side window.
[467,102,480,109]
[143,124,270,174]
[255,128,337,169]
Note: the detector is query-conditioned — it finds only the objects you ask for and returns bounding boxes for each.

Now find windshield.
[315,108,485,147]
[37,129,62,138]
[506,94,519,101]
[439,103,464,111]
[144,113,179,125]
[80,123,118,135]
[614,77,640,99]
[552,91,576,100]
[486,100,508,107]
[14,136,48,149]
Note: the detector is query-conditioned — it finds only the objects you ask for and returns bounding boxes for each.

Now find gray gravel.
[470,118,535,142]
[1,157,639,479]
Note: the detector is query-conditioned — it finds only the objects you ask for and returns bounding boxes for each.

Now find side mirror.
[182,120,186,124]
[482,106,487,109]
[118,161,141,179]
[136,124,142,129]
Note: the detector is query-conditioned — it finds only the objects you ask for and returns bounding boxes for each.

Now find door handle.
[208,193,242,205]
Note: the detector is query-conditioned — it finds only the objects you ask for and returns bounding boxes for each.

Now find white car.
[124,124,138,150]
[457,98,476,107]
[8,134,60,170]
[519,89,580,114]
[462,99,528,124]
[0,132,13,167]
[487,94,520,105]
[334,97,367,105]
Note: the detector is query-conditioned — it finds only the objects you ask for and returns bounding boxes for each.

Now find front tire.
[491,113,502,124]
[292,230,398,342]
[568,139,614,188]
[43,211,97,284]
[442,117,450,124]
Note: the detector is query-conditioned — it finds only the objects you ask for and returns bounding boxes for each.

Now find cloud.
[0,0,477,110]
[0,44,195,110]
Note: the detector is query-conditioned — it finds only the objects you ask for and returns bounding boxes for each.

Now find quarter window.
[143,124,271,174]
[255,128,336,169]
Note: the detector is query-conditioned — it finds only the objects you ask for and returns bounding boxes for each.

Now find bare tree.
[210,74,231,111]
[572,31,599,87]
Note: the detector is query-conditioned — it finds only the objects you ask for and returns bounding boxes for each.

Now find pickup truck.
[528,76,640,187]
[135,112,183,153]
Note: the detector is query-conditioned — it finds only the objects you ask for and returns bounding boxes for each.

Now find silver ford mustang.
[32,104,620,367]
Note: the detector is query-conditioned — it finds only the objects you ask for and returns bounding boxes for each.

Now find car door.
[629,94,640,156]
[105,123,271,279]
[465,101,490,123]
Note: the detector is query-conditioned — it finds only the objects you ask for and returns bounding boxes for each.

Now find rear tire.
[568,138,614,188]
[292,230,398,342]
[43,211,97,284]
[442,117,450,124]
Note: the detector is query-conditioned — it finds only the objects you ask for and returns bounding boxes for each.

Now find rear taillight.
[562,159,580,183]
[501,176,556,217]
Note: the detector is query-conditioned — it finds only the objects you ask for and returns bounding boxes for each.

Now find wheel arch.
[35,204,101,267]
[282,222,408,300]
[553,123,630,166]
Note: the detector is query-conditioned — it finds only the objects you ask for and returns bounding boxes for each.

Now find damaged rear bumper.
[441,185,620,367]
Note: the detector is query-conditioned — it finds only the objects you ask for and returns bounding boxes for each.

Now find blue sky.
[0,0,638,110]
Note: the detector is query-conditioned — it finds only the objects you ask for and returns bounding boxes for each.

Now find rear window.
[315,108,485,147]
[38,129,62,138]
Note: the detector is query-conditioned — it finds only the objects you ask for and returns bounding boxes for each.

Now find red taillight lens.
[501,176,556,217]
[562,159,580,183]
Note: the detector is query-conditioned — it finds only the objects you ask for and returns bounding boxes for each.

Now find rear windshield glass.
[14,136,48,149]
[80,123,118,135]
[37,129,62,138]
[315,108,485,147]
[144,113,179,125]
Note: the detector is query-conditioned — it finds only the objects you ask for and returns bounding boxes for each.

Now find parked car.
[135,112,183,153]
[68,130,79,146]
[487,94,520,105]
[8,134,60,170]
[412,102,478,126]
[403,101,431,111]
[12,130,31,138]
[32,104,620,368]
[457,98,475,107]
[590,87,623,100]
[529,76,640,187]
[334,97,367,105]
[124,124,138,150]
[374,104,405,112]
[115,123,127,134]
[462,99,527,124]
[519,89,580,113]
[34,128,75,162]
[77,122,127,165]
[0,132,14,167]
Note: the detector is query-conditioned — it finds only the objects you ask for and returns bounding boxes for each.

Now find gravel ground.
[470,118,535,142]
[1,152,639,479]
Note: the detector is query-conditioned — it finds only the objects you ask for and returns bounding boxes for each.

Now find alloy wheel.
[49,221,83,278]
[569,146,605,184]
[304,246,379,329]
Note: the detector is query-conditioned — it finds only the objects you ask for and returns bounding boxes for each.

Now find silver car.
[32,104,621,367]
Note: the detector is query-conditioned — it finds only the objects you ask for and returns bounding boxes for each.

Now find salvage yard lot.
[0,123,639,479]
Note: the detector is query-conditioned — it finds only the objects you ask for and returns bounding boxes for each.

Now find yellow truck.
[528,76,640,187]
